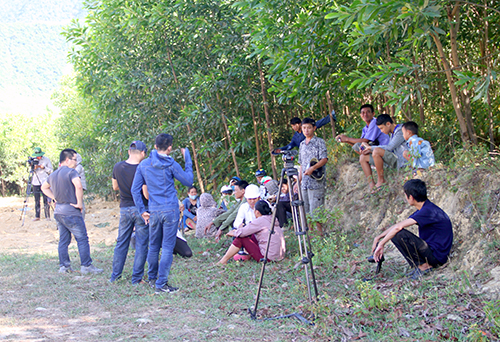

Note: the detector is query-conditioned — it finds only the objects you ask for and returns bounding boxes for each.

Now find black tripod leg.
[20,170,35,226]
[250,169,286,320]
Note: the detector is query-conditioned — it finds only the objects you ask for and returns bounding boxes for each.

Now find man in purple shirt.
[335,104,389,154]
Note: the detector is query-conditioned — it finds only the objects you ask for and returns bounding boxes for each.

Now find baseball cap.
[255,169,266,177]
[244,184,260,199]
[220,185,233,194]
[32,147,45,157]
[130,140,147,153]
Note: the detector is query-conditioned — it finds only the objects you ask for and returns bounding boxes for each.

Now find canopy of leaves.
[56,0,499,196]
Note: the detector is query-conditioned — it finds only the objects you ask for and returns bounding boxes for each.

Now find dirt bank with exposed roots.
[327,162,500,294]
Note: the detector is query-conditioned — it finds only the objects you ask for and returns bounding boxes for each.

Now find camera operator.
[31,147,53,221]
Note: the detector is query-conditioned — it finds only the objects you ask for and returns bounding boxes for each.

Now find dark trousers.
[391,229,441,268]
[276,200,292,228]
[173,237,192,258]
[33,185,50,219]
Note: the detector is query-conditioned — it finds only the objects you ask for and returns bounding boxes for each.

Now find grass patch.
[0,230,498,341]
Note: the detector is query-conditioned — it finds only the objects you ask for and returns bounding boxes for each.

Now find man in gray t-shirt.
[42,149,103,275]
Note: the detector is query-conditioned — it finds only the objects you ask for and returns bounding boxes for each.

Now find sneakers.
[59,265,73,273]
[148,279,156,289]
[155,283,179,294]
[81,264,104,275]
[408,267,433,280]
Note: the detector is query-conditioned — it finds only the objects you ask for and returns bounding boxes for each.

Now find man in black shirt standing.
[41,149,103,274]
[110,141,149,284]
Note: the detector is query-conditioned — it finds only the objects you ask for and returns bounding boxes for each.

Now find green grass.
[0,230,498,341]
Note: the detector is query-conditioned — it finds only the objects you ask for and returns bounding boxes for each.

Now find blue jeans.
[55,214,92,267]
[110,207,149,283]
[148,209,179,288]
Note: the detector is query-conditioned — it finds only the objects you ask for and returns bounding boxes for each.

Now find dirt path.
[0,197,121,254]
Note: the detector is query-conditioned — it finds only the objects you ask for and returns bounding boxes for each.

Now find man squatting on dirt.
[371,179,453,280]
[41,149,103,274]
[131,133,193,294]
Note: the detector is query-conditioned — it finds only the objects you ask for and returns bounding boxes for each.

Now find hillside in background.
[0,0,85,115]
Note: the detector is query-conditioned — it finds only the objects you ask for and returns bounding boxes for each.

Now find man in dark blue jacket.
[131,133,193,293]
[274,113,332,152]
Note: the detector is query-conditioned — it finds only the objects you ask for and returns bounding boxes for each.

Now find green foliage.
[0,112,61,195]
[51,0,500,197]
[355,280,396,311]
[484,300,500,337]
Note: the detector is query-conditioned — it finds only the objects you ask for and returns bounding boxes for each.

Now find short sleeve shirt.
[361,118,390,145]
[409,200,453,264]
[47,166,81,216]
[298,136,328,190]
[113,161,147,208]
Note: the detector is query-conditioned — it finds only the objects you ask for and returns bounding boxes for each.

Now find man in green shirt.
[204,180,248,241]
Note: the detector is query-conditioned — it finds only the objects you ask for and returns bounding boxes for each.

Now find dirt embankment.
[326,162,500,293]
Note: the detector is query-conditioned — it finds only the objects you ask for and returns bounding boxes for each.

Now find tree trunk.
[247,78,262,169]
[0,167,4,197]
[251,98,262,169]
[412,53,425,123]
[216,93,240,178]
[202,133,217,192]
[258,60,277,179]
[325,90,337,137]
[186,124,205,193]
[433,55,446,108]
[166,47,204,190]
[430,30,470,144]
[447,5,477,144]
[483,1,494,151]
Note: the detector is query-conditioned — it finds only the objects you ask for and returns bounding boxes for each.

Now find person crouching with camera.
[31,147,53,221]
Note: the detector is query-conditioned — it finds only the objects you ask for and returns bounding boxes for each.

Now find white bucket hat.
[244,184,260,199]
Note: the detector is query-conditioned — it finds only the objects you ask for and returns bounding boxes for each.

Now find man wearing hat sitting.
[233,184,261,229]
[31,147,53,221]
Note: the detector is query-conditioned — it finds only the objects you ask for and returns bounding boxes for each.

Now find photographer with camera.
[30,147,53,221]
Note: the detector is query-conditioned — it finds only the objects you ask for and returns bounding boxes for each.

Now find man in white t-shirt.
[233,184,260,229]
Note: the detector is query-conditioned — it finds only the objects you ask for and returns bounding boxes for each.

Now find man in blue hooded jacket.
[131,133,193,293]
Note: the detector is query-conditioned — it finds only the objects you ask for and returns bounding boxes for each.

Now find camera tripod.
[249,151,319,325]
[20,166,37,226]
[19,164,51,226]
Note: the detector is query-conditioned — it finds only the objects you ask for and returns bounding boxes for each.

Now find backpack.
[407,137,435,169]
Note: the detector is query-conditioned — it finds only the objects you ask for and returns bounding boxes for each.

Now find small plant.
[484,300,500,336]
[467,323,492,342]
[354,280,396,311]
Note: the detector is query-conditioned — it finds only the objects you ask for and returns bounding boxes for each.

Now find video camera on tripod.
[251,148,318,324]
[27,156,39,168]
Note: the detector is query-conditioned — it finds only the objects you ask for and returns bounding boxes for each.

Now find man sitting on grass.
[359,114,407,193]
[205,180,249,242]
[371,179,453,280]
